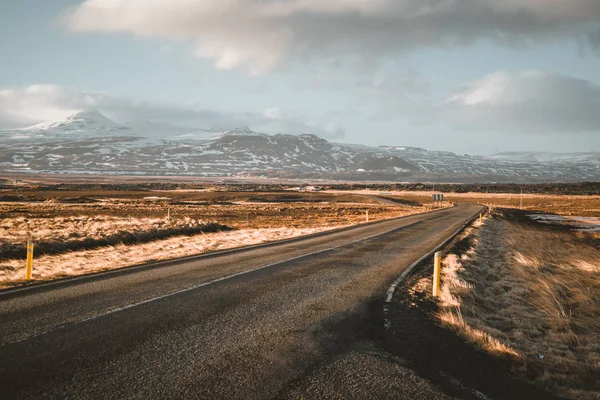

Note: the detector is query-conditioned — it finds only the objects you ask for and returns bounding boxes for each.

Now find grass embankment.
[0,216,230,260]
[437,210,600,399]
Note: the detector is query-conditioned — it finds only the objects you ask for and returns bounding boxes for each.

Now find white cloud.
[263,106,286,120]
[0,85,96,127]
[323,122,346,140]
[441,70,600,133]
[0,84,345,138]
[62,0,600,74]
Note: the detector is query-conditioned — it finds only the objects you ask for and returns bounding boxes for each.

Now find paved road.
[0,203,482,399]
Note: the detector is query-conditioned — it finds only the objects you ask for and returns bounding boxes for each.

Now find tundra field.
[1,183,600,289]
[0,188,432,288]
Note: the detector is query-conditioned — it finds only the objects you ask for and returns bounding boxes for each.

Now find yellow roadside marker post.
[26,240,34,281]
[480,213,483,223]
[433,251,441,297]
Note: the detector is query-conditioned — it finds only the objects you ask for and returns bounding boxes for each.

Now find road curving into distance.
[0,203,483,399]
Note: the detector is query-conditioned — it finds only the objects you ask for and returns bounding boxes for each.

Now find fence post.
[433,251,441,297]
[26,240,34,281]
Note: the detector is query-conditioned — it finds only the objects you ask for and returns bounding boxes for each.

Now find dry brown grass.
[0,215,230,260]
[0,215,191,243]
[436,213,600,399]
[0,226,337,289]
[0,191,417,230]
[0,192,420,259]
[0,191,425,288]
[328,189,600,217]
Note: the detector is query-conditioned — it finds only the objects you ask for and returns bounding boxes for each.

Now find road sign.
[432,193,444,202]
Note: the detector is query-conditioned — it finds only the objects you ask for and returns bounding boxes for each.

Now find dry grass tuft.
[0,216,229,260]
[438,309,521,359]
[437,213,600,399]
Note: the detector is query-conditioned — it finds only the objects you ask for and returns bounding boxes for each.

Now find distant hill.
[1,110,599,183]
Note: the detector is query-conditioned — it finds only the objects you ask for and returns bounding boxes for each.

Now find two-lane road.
[0,203,482,399]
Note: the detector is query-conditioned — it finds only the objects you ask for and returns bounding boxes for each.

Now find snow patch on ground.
[528,214,600,232]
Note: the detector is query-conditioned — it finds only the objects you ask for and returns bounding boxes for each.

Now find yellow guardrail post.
[433,251,441,297]
[26,240,34,281]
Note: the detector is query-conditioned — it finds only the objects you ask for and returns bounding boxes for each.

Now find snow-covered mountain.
[487,151,600,163]
[1,110,599,182]
[12,110,133,140]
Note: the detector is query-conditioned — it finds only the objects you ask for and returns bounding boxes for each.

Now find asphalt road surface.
[0,203,483,399]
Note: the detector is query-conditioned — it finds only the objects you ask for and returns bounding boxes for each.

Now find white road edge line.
[6,218,426,345]
[385,209,484,304]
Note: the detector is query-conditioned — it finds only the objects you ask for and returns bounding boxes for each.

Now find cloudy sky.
[1,1,600,154]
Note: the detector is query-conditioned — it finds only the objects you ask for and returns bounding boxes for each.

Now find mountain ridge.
[1,110,599,183]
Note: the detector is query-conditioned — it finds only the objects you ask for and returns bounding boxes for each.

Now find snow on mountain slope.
[219,128,265,137]
[125,119,220,143]
[1,110,599,182]
[2,110,133,142]
[1,110,221,143]
[23,110,129,134]
[487,151,600,163]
